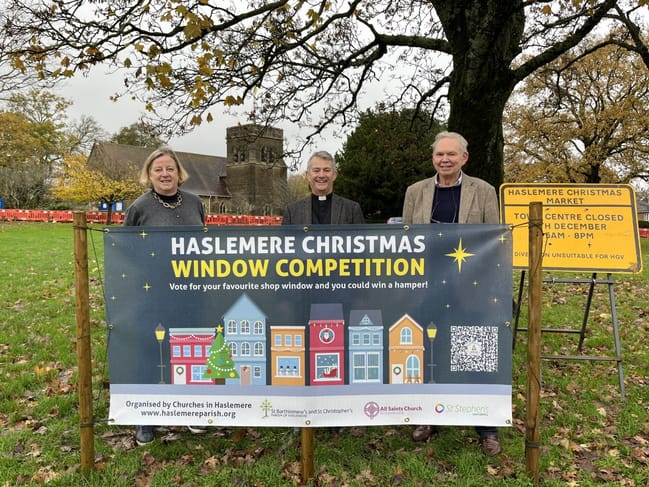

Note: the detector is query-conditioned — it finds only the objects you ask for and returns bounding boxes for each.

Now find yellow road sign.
[499,184,642,273]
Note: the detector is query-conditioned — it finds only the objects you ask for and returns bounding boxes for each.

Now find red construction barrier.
[52,211,74,222]
[1,209,284,226]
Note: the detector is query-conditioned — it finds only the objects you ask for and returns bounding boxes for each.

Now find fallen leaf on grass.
[486,459,517,480]
[281,461,302,484]
[159,430,182,443]
[630,447,649,464]
[633,435,648,445]
[141,452,157,466]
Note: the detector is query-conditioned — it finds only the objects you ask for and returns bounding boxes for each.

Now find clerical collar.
[435,172,463,187]
[312,193,332,201]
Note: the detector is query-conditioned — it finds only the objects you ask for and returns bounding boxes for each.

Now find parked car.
[386,216,403,224]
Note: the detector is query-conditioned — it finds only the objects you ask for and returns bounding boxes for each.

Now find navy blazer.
[282,193,365,225]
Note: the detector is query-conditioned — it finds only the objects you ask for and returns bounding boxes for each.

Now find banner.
[104,223,513,427]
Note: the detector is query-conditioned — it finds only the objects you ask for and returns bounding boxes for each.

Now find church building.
[86,123,288,216]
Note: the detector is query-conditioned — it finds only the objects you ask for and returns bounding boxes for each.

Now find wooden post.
[74,212,94,472]
[526,202,543,485]
[301,427,314,481]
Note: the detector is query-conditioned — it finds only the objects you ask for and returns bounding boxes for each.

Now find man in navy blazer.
[282,151,365,225]
[402,131,502,457]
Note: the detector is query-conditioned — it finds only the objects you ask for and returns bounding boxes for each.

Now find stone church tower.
[226,124,287,216]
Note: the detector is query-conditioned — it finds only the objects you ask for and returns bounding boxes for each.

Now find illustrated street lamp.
[155,323,166,384]
[426,321,438,383]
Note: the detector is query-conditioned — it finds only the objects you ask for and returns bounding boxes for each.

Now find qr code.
[450,325,499,372]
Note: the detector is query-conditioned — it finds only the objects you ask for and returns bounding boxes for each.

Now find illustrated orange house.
[388,314,424,384]
[270,325,306,386]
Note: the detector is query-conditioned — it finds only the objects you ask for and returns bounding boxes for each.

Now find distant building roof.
[349,310,383,327]
[87,142,230,198]
[309,303,344,321]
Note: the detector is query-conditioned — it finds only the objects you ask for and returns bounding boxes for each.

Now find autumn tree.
[335,106,442,221]
[0,111,53,207]
[0,88,108,208]
[504,41,649,184]
[3,1,649,189]
[52,153,142,220]
[5,89,70,179]
[0,88,75,208]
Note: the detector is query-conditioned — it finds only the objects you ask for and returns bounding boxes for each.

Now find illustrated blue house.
[348,310,384,384]
[222,293,267,385]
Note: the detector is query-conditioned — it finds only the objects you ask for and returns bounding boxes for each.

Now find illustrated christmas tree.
[203,325,239,384]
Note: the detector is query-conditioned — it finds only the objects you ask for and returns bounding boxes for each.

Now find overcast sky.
[54,71,251,156]
[53,68,346,172]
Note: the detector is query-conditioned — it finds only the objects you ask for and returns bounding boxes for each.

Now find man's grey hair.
[307,150,336,170]
[432,131,468,153]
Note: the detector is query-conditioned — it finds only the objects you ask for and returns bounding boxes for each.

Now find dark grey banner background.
[104,223,512,387]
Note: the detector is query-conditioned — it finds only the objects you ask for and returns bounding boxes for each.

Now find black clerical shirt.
[311,193,332,224]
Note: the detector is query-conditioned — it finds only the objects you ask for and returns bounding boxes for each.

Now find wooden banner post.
[301,427,314,481]
[526,202,543,484]
[74,211,95,472]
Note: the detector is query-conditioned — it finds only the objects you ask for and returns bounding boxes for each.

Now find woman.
[124,146,206,445]
[124,146,205,226]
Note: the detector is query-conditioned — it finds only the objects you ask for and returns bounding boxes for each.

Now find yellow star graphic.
[445,238,474,273]
[143,282,152,291]
[215,325,224,333]
[139,231,148,239]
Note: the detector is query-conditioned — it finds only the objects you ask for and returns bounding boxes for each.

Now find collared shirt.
[434,172,463,187]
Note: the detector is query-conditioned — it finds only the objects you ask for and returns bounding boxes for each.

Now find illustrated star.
[445,238,475,272]
[216,325,224,333]
[139,231,148,239]
[143,282,152,291]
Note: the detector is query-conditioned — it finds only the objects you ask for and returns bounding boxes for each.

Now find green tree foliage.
[335,107,441,222]
[4,1,648,189]
[504,40,649,184]
[110,122,166,148]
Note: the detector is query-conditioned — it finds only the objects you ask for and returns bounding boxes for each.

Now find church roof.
[87,142,231,198]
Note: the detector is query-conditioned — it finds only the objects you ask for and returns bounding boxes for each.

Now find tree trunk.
[435,0,525,190]
[106,205,114,226]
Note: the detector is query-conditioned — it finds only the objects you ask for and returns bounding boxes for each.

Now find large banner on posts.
[104,224,513,428]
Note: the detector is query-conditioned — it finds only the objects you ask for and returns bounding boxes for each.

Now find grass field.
[1,221,647,486]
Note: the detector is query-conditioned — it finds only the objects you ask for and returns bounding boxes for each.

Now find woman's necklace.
[153,191,183,209]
